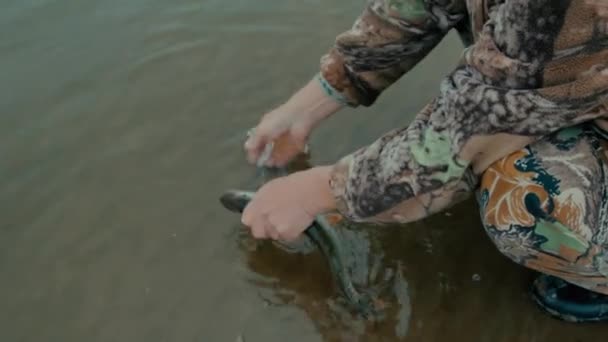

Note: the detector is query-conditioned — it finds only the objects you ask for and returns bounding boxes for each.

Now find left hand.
[241,166,336,242]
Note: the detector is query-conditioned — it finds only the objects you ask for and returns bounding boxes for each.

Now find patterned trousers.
[478,124,608,294]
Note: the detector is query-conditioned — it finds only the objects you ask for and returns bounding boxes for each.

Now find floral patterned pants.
[478,124,608,294]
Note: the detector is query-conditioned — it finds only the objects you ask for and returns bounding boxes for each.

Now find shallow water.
[2,0,608,341]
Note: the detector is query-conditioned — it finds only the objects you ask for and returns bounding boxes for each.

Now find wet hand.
[244,108,313,167]
[244,78,344,167]
[241,166,336,242]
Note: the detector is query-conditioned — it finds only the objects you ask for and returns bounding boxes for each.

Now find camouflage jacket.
[321,0,608,223]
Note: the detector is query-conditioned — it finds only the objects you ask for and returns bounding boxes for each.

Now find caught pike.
[219,131,377,317]
[219,190,375,317]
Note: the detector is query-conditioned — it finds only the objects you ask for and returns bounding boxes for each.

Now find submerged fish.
[219,189,377,317]
[221,130,379,317]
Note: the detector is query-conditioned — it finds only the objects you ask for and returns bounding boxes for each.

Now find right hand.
[244,76,345,166]
[244,107,314,167]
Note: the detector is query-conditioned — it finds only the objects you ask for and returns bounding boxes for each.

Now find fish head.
[219,190,255,213]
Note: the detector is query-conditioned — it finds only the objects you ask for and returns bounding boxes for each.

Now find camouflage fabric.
[479,124,608,294]
[321,0,608,223]
[319,0,608,292]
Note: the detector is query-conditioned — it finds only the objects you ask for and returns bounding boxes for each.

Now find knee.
[474,130,606,284]
[477,159,590,271]
[477,149,553,233]
[475,150,553,264]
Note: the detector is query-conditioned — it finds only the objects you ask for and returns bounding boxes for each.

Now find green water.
[2,0,608,340]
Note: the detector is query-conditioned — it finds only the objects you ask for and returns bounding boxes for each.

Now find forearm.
[320,0,465,107]
[278,76,345,130]
[328,0,608,224]
[285,0,466,124]
[328,107,479,224]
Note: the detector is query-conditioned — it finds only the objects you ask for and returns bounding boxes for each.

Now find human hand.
[244,78,343,167]
[244,107,313,167]
[241,166,336,242]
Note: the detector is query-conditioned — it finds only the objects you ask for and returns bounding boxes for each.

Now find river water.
[2,0,608,341]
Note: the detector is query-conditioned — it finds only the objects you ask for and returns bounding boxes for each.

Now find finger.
[266,224,281,241]
[241,196,259,227]
[244,133,268,164]
[250,216,272,240]
[250,222,268,239]
[271,219,299,243]
[278,226,300,243]
[241,205,253,227]
[274,209,314,242]
[244,126,273,164]
[265,215,286,241]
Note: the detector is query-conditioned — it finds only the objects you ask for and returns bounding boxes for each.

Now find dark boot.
[531,274,608,323]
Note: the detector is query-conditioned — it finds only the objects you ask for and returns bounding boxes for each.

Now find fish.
[219,189,377,318]
[220,130,378,317]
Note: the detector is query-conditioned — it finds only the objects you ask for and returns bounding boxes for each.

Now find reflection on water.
[2,0,608,341]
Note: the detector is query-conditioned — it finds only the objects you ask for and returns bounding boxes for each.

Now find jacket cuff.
[328,155,359,221]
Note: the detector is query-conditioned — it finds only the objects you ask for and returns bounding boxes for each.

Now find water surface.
[2,0,608,341]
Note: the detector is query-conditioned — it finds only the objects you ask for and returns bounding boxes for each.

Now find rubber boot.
[531,274,608,323]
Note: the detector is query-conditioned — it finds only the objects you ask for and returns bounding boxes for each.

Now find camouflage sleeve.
[319,0,467,107]
[329,0,608,223]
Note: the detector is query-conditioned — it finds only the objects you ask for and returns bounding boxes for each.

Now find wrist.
[309,165,337,213]
[281,77,344,128]
[314,72,352,108]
